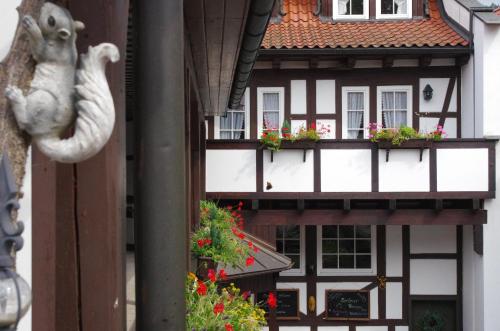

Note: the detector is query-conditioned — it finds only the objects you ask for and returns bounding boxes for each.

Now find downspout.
[228,0,276,110]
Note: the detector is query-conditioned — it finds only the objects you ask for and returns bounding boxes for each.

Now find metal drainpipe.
[228,0,277,110]
[135,0,186,330]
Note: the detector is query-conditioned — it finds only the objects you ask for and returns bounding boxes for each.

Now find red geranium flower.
[268,292,277,309]
[196,281,207,296]
[242,291,251,300]
[237,232,245,239]
[207,269,217,282]
[225,323,234,331]
[213,302,225,315]
[246,256,255,266]
[197,239,204,248]
[218,269,227,280]
[253,246,259,253]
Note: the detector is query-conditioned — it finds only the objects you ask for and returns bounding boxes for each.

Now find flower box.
[196,256,218,281]
[375,139,433,162]
[265,139,318,162]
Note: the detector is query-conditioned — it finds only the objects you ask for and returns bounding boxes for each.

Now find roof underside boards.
[185,0,251,116]
[261,0,469,50]
[218,232,292,280]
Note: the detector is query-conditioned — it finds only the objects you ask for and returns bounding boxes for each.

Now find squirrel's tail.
[36,43,120,163]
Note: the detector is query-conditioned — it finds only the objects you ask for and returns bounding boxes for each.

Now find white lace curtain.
[263,93,280,129]
[394,0,407,14]
[382,91,407,128]
[347,92,364,139]
[338,0,349,15]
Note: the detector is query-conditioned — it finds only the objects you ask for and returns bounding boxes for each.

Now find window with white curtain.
[342,86,369,139]
[377,86,412,129]
[317,225,377,276]
[377,0,411,18]
[216,88,249,139]
[257,87,284,136]
[333,0,369,19]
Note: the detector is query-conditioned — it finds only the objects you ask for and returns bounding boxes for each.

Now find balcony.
[205,139,496,200]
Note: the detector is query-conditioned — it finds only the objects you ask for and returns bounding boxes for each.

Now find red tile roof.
[262,0,468,49]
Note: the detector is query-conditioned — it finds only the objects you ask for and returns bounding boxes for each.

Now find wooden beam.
[473,224,483,255]
[297,199,305,211]
[419,56,432,67]
[383,56,394,68]
[252,199,259,210]
[243,209,487,225]
[389,199,397,211]
[272,58,281,70]
[435,199,443,211]
[343,199,351,211]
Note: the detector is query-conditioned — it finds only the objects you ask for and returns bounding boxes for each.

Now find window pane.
[289,254,301,269]
[395,92,407,109]
[356,255,371,268]
[323,240,338,254]
[233,112,245,131]
[339,226,355,238]
[220,113,232,130]
[395,111,407,127]
[285,240,300,254]
[220,131,231,139]
[351,0,364,15]
[356,225,371,238]
[395,0,407,14]
[284,226,300,239]
[263,111,279,130]
[276,226,284,239]
[339,255,354,268]
[323,255,338,269]
[348,110,364,130]
[233,131,245,140]
[381,0,394,14]
[323,225,338,238]
[339,240,355,253]
[356,240,371,253]
[381,92,394,111]
[382,110,394,129]
[276,240,283,253]
[348,129,364,139]
[347,92,364,110]
[263,93,279,111]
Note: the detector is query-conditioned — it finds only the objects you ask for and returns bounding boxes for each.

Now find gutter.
[228,0,276,110]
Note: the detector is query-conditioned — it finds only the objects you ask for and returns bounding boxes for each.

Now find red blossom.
[225,323,234,331]
[226,205,232,210]
[248,241,253,248]
[196,281,207,296]
[246,256,255,266]
[197,239,204,248]
[213,302,225,315]
[268,292,277,309]
[242,291,251,300]
[207,269,217,282]
[238,201,244,207]
[237,232,245,240]
[218,269,227,280]
[253,246,259,253]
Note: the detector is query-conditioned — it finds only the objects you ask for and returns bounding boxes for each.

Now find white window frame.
[215,88,250,139]
[376,0,412,19]
[376,85,413,129]
[317,225,377,276]
[257,87,285,137]
[278,225,306,277]
[341,86,370,139]
[333,0,369,20]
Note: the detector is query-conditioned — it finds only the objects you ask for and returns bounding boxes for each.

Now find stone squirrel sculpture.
[4,2,119,163]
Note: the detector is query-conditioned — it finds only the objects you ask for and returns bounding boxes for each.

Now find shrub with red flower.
[368,123,446,146]
[267,292,277,309]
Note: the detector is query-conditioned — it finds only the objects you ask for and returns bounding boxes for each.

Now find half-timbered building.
[206,0,500,330]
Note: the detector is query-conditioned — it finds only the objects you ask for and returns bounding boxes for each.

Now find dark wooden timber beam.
[243,209,487,225]
[419,55,432,67]
[383,56,394,68]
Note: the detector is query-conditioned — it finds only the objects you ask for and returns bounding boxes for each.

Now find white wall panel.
[316,119,335,139]
[356,327,388,331]
[443,118,457,138]
[206,150,256,192]
[291,120,307,134]
[410,225,456,254]
[419,117,457,138]
[370,288,378,319]
[318,327,349,331]
[264,150,314,192]
[419,78,456,113]
[0,0,22,62]
[386,226,403,277]
[379,150,430,192]
[410,259,457,295]
[291,80,307,114]
[276,283,308,315]
[279,328,310,331]
[321,150,371,192]
[316,282,371,315]
[395,327,409,331]
[386,283,403,319]
[437,148,489,191]
[316,80,336,114]
[443,0,470,29]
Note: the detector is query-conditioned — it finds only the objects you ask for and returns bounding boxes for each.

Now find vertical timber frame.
[135,0,186,330]
[32,0,129,330]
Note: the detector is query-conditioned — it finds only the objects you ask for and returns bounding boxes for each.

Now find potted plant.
[191,201,257,279]
[416,310,445,331]
[368,123,445,148]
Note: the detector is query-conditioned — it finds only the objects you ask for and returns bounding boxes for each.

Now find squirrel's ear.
[57,28,71,40]
[74,21,85,31]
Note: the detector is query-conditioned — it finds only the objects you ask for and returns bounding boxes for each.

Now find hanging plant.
[368,123,446,146]
[416,310,446,331]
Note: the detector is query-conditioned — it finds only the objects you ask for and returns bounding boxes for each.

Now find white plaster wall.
[462,225,484,331]
[419,78,457,113]
[442,0,470,30]
[321,150,371,192]
[316,282,371,316]
[386,282,403,319]
[263,150,314,192]
[378,150,430,192]
[316,80,336,114]
[276,283,308,315]
[318,327,349,331]
[291,80,307,114]
[386,226,403,277]
[410,225,456,254]
[316,119,335,139]
[206,150,256,192]
[356,327,387,331]
[410,259,457,295]
[481,24,500,138]
[17,148,32,331]
[473,19,484,138]
[461,57,475,138]
[436,148,489,192]
[395,327,409,331]
[419,117,457,138]
[0,0,22,62]
[291,120,307,135]
[279,328,310,331]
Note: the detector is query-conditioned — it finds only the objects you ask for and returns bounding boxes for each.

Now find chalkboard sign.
[325,290,370,320]
[256,289,300,320]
